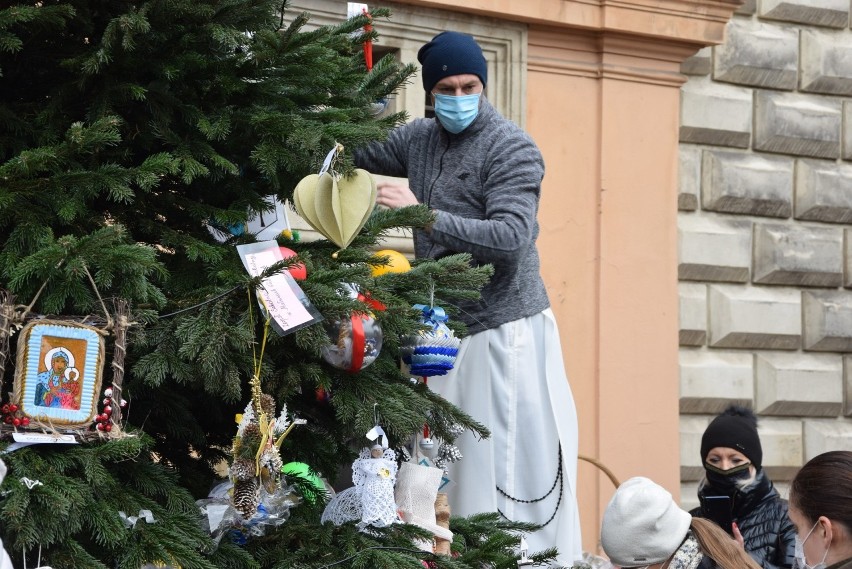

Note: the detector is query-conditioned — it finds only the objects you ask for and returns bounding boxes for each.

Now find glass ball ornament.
[321,312,383,373]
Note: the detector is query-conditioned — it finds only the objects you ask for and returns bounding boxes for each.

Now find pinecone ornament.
[230,456,257,481]
[397,445,411,463]
[233,477,260,519]
[260,393,276,417]
[435,443,462,469]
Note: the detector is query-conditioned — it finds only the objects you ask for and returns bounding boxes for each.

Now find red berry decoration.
[21,418,29,426]
[1,405,9,415]
[9,404,18,413]
[12,418,20,427]
[92,385,123,432]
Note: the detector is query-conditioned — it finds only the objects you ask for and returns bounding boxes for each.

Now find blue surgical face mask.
[432,93,480,134]
[794,519,830,569]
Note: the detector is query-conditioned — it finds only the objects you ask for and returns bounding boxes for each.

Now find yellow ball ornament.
[369,249,411,277]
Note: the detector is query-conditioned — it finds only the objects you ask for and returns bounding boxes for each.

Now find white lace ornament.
[321,447,399,529]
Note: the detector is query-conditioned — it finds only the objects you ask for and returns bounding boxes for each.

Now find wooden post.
[434,492,451,555]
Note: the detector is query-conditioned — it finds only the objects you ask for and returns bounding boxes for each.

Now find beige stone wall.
[678,0,852,511]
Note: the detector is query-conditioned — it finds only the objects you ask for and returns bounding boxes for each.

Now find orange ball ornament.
[369,249,411,277]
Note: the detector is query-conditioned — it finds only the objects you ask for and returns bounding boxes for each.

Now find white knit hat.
[600,476,692,567]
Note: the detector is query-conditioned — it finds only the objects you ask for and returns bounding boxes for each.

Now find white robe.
[429,308,582,566]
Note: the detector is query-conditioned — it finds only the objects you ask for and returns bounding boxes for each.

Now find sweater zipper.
[425,137,450,258]
[426,135,451,207]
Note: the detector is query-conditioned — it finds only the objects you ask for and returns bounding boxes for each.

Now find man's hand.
[376,180,419,209]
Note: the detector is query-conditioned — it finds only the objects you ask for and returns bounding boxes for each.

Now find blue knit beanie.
[417,31,487,92]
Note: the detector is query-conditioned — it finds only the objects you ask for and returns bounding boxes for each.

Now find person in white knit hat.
[600,476,761,569]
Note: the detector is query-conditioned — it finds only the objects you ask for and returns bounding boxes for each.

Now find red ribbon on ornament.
[357,292,386,312]
[347,292,385,373]
[349,312,365,373]
[362,8,373,71]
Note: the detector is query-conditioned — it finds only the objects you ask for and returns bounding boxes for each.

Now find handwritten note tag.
[237,242,323,336]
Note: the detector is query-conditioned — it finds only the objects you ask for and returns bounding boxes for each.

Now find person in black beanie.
[691,405,795,569]
[355,31,581,567]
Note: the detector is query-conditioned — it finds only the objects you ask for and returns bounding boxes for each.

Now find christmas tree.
[0,1,557,567]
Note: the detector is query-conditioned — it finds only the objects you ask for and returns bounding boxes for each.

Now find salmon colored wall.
[525,27,696,552]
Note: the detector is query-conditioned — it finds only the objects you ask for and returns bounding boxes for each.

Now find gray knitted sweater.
[355,98,550,334]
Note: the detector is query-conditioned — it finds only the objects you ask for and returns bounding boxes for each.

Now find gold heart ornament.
[293,169,377,249]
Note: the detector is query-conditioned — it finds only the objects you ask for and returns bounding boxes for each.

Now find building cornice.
[391,0,743,47]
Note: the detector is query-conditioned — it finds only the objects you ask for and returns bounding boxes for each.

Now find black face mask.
[704,461,752,494]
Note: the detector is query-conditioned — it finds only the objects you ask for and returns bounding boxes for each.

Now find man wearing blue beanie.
[355,31,582,567]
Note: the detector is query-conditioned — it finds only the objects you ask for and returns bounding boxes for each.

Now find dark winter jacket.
[691,469,795,569]
[828,557,852,569]
[354,99,550,334]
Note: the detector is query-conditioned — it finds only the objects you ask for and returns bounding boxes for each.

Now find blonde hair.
[690,517,761,569]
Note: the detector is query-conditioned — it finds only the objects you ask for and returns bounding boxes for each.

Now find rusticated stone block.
[680,416,711,481]
[801,30,852,96]
[679,284,707,346]
[844,357,852,417]
[756,352,843,417]
[754,91,842,159]
[679,349,753,412]
[708,285,801,349]
[714,20,797,90]
[678,216,751,282]
[845,230,852,288]
[796,160,852,223]
[680,78,752,148]
[753,223,843,287]
[680,414,800,482]
[803,291,852,352]
[679,146,701,211]
[757,418,804,481]
[760,0,850,29]
[736,0,756,15]
[702,150,793,217]
[843,102,852,161]
[804,421,852,459]
[681,46,711,77]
